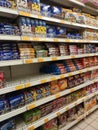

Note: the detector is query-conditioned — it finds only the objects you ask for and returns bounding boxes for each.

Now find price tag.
[33,37,39,41]
[79,70,82,73]
[68,72,72,77]
[38,15,42,19]
[70,88,75,93]
[54,38,59,42]
[60,20,65,24]
[71,55,76,58]
[77,118,81,122]
[28,104,36,110]
[87,40,90,43]
[51,77,56,81]
[15,85,24,90]
[66,39,70,42]
[78,40,81,42]
[86,96,89,100]
[87,54,90,57]
[60,74,65,79]
[82,99,84,102]
[25,59,33,64]
[80,40,83,42]
[94,92,96,96]
[66,106,70,111]
[94,79,97,83]
[25,83,31,88]
[56,112,60,116]
[86,68,90,72]
[74,102,77,106]
[29,126,35,130]
[55,93,61,99]
[41,79,47,84]
[19,11,26,16]
[22,36,30,41]
[44,118,49,123]
[88,111,91,115]
[19,11,30,17]
[52,57,58,61]
[38,58,44,62]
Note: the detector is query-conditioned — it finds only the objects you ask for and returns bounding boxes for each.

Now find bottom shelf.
[60,105,98,130]
[15,105,98,130]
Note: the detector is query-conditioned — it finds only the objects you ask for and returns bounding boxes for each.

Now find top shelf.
[0,7,98,31]
[0,6,18,18]
[51,0,98,16]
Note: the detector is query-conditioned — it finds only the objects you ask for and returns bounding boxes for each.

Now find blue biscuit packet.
[8,94,25,110]
[51,6,62,19]
[73,60,79,70]
[1,43,11,47]
[50,64,60,74]
[0,98,9,115]
[24,91,33,104]
[0,28,6,34]
[71,34,76,39]
[76,34,82,39]
[0,119,16,130]
[47,25,56,38]
[36,94,43,100]
[2,50,12,53]
[64,62,71,72]
[1,52,13,56]
[56,26,66,38]
[0,1,6,7]
[32,0,40,4]
[12,54,19,60]
[2,46,11,50]
[19,17,27,34]
[66,33,71,39]
[41,3,51,17]
[0,100,5,114]
[6,1,12,8]
[44,91,51,97]
[1,56,13,61]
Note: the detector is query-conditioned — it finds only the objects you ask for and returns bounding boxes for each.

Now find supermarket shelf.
[0,83,25,95]
[0,106,27,122]
[27,78,98,111]
[61,115,85,130]
[0,78,97,122]
[17,105,98,130]
[23,53,98,64]
[67,0,85,6]
[0,7,98,30]
[0,35,21,41]
[0,53,98,67]
[0,59,23,67]
[21,36,98,43]
[1,65,98,95]
[0,5,97,28]
[0,6,98,30]
[60,105,98,130]
[0,7,18,17]
[28,92,98,129]
[19,11,98,30]
[51,0,98,16]
[0,34,98,43]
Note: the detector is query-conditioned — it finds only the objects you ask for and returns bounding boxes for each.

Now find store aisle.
[69,110,98,130]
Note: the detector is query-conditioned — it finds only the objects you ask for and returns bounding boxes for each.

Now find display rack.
[0,77,98,122]
[0,0,98,130]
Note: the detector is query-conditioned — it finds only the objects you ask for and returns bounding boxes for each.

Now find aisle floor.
[69,110,98,130]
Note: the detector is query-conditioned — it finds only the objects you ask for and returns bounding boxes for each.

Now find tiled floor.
[69,110,98,130]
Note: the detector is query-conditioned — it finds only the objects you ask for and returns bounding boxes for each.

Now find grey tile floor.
[69,110,98,130]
